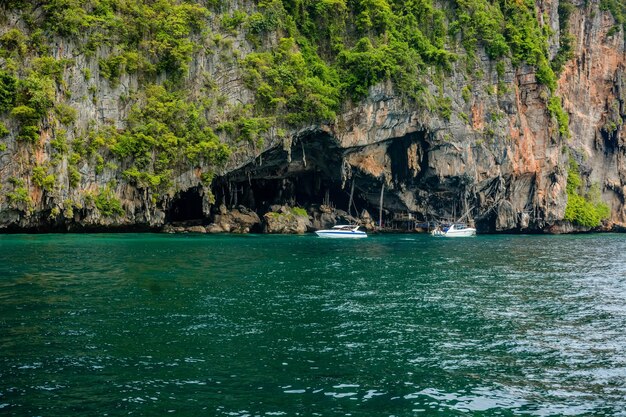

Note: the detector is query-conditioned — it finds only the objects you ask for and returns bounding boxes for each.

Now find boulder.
[360,210,378,231]
[162,224,187,233]
[206,223,224,233]
[547,221,590,234]
[309,205,363,230]
[264,207,311,234]
[213,206,261,233]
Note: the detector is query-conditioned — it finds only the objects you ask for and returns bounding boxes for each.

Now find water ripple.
[1,233,626,415]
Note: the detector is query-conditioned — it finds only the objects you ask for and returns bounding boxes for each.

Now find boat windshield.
[332,225,357,230]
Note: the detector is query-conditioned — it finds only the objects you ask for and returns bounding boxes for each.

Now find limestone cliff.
[0,0,624,233]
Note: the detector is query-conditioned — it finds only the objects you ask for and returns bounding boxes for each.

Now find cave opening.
[388,131,429,185]
[167,187,205,223]
[216,172,371,216]
[216,130,438,222]
[600,127,619,154]
[475,210,497,233]
[215,131,372,215]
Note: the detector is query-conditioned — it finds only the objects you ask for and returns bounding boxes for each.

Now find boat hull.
[315,230,368,238]
[431,224,477,237]
[443,229,476,237]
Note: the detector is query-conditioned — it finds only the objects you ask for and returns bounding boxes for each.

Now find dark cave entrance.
[215,131,374,216]
[292,172,372,215]
[600,126,619,154]
[215,172,370,216]
[214,129,436,224]
[167,187,205,223]
[388,131,429,186]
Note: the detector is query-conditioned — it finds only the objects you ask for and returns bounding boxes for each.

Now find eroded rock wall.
[224,1,625,233]
[0,1,624,233]
[558,2,626,224]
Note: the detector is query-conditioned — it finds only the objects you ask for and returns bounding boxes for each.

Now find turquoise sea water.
[1,233,626,416]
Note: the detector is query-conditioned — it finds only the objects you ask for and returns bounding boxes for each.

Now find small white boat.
[315,225,367,238]
[431,223,476,237]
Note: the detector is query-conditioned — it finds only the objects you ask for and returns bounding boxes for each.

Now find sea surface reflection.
[1,233,625,416]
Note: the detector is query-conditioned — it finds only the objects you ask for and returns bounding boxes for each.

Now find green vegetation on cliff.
[71,84,232,194]
[600,0,626,38]
[564,160,610,228]
[243,37,341,125]
[548,96,570,138]
[93,185,125,217]
[0,0,563,128]
[0,0,577,216]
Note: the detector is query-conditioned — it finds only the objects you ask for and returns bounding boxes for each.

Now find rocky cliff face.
[0,0,624,233]
[559,1,626,226]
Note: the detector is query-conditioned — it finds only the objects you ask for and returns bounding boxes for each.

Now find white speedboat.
[431,223,476,237]
[315,225,367,238]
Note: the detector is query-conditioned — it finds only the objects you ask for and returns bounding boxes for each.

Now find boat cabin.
[332,225,359,230]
